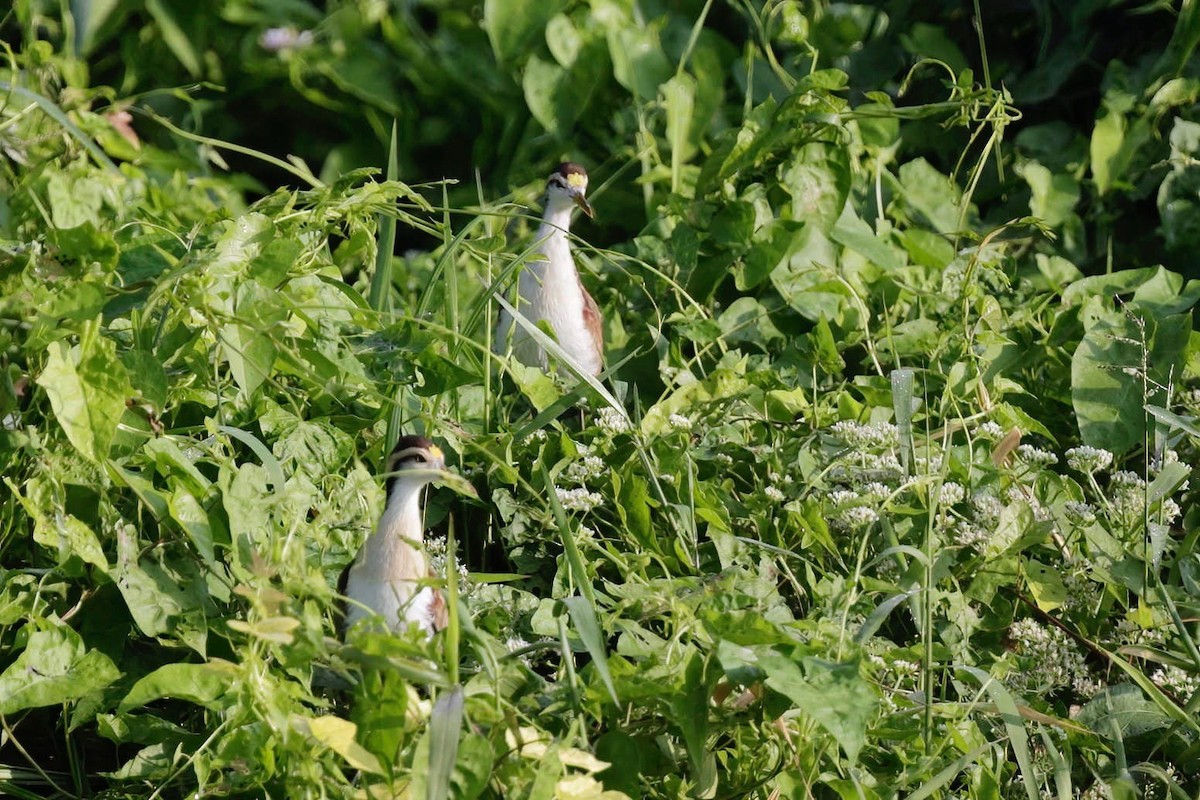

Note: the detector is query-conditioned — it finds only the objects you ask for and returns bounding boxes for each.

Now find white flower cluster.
[936,481,966,506]
[971,492,1004,527]
[426,537,471,594]
[839,506,879,528]
[829,452,905,485]
[1066,446,1113,474]
[1063,501,1097,526]
[667,413,692,430]
[556,487,603,512]
[565,452,606,484]
[830,420,898,450]
[1016,444,1058,467]
[1151,665,1200,699]
[953,521,990,550]
[764,485,787,502]
[975,421,1005,440]
[1008,618,1100,698]
[596,407,630,434]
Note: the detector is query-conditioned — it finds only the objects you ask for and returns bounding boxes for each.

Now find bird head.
[383,435,477,498]
[546,161,594,219]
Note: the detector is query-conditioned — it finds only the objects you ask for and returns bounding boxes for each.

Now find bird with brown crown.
[341,435,450,636]
[496,162,603,377]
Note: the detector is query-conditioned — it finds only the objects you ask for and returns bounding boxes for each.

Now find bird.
[341,435,449,636]
[496,162,603,377]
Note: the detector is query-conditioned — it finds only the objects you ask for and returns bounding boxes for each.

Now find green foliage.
[2,2,1200,799]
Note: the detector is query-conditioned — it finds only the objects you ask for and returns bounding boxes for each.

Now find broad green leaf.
[47,173,105,229]
[1072,312,1190,454]
[37,337,129,463]
[607,26,672,99]
[0,626,120,714]
[1090,108,1124,195]
[779,143,851,233]
[1075,683,1170,739]
[118,662,235,713]
[169,489,215,563]
[758,652,876,762]
[1024,560,1068,612]
[485,0,565,64]
[303,716,384,774]
[1018,160,1080,228]
[896,158,961,233]
[663,72,697,185]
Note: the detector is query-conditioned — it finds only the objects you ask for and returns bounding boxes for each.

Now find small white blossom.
[1110,471,1145,490]
[1008,619,1098,698]
[937,481,966,506]
[976,421,1004,440]
[596,407,630,434]
[828,489,859,506]
[830,420,898,450]
[1151,666,1200,698]
[259,26,314,52]
[1064,501,1097,526]
[839,506,879,528]
[953,522,990,550]
[1066,446,1113,474]
[667,413,692,430]
[1016,444,1058,467]
[971,492,1004,526]
[556,487,603,512]
[764,486,786,502]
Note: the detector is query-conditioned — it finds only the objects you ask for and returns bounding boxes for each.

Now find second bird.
[496,162,603,377]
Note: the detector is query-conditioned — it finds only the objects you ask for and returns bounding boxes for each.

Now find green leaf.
[758,652,876,762]
[118,662,234,713]
[426,686,464,800]
[0,626,120,714]
[607,26,672,99]
[304,716,384,775]
[1024,560,1068,612]
[779,143,852,233]
[663,72,697,184]
[37,336,129,463]
[562,595,620,706]
[485,0,564,65]
[145,0,202,76]
[1072,312,1190,454]
[1076,683,1171,739]
[1090,108,1125,195]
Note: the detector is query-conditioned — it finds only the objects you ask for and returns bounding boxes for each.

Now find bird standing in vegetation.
[342,435,449,635]
[496,162,603,376]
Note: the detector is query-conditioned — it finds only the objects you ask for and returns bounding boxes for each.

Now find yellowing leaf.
[303,715,384,775]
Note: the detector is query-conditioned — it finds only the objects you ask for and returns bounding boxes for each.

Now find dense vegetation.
[2,0,1200,797]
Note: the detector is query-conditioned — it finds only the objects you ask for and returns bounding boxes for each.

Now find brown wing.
[580,282,604,375]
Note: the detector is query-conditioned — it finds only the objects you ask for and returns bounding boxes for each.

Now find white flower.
[1063,501,1096,525]
[258,26,313,52]
[1016,444,1058,466]
[667,413,692,430]
[596,407,630,434]
[971,492,1003,526]
[976,421,1005,440]
[1008,619,1098,698]
[556,487,603,512]
[1066,446,1113,474]
[764,486,786,503]
[830,420,898,450]
[937,481,966,506]
[839,506,879,528]
[953,522,989,549]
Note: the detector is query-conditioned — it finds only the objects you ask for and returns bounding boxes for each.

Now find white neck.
[359,477,427,579]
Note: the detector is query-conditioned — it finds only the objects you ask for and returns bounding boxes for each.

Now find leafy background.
[2,0,1200,798]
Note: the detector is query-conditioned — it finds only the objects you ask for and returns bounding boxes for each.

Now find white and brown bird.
[496,162,603,376]
[342,435,449,636]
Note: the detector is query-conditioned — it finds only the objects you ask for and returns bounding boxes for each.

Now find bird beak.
[571,191,594,219]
